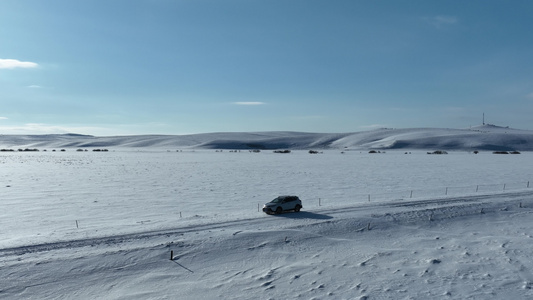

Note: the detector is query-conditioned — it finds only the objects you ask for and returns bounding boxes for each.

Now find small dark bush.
[427,150,448,155]
[18,148,39,152]
[274,150,291,154]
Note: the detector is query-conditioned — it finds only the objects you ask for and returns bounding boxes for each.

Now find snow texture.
[1,127,533,299]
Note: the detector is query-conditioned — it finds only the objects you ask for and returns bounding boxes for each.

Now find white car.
[263,196,302,214]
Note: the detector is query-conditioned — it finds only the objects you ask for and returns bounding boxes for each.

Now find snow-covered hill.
[1,124,532,151]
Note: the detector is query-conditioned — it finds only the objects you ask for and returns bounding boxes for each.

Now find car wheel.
[294,205,301,212]
[275,207,282,214]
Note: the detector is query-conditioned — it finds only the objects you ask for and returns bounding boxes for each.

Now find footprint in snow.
[261,280,273,287]
[259,269,275,280]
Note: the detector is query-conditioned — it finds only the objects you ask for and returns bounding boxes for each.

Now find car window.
[272,198,282,203]
[271,196,298,203]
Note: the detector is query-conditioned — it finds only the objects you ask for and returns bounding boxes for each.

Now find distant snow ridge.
[1,125,532,151]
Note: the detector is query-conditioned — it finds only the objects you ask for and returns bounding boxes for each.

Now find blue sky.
[1,0,533,135]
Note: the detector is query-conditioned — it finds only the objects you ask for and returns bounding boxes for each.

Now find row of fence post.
[306,181,531,208]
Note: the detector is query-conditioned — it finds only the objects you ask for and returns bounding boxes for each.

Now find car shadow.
[271,211,333,220]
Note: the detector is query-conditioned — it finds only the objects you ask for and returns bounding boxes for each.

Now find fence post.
[445,187,448,195]
[503,184,506,191]
[410,190,413,198]
[319,198,321,206]
[368,194,370,202]
[476,185,479,192]
[528,181,530,188]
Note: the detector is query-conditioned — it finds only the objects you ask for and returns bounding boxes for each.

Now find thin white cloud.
[27,85,43,88]
[0,123,69,134]
[0,123,97,135]
[526,92,533,99]
[0,117,8,120]
[0,58,39,69]
[360,124,388,130]
[423,16,458,28]
[232,102,266,105]
[0,123,170,136]
[293,115,326,120]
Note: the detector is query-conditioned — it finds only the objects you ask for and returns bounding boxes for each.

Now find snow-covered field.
[2,148,533,299]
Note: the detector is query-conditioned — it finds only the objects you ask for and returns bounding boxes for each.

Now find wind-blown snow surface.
[2,124,533,151]
[2,149,533,299]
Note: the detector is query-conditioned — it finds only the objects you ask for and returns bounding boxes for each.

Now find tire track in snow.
[1,190,533,257]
